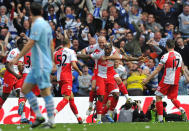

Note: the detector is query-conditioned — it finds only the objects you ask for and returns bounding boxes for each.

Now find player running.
[142,39,187,122]
[54,38,83,124]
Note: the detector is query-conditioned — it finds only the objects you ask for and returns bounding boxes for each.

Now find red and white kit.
[3,48,23,93]
[90,48,119,96]
[156,51,183,99]
[85,44,103,80]
[54,47,77,96]
[21,51,40,96]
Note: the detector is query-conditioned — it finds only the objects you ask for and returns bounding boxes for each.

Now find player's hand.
[78,71,83,76]
[16,74,22,79]
[9,57,19,66]
[142,79,149,86]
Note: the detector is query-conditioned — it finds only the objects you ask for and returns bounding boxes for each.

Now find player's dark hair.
[166,39,175,49]
[30,2,42,16]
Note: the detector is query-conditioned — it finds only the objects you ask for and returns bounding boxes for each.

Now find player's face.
[98,38,106,49]
[104,46,112,56]
[114,60,119,68]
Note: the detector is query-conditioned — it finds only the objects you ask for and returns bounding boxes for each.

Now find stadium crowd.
[0,0,188,98]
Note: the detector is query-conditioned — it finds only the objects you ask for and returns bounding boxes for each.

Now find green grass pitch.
[0,122,189,131]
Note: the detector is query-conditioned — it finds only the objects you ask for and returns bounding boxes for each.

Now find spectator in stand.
[86,0,109,19]
[178,3,189,38]
[123,23,142,56]
[88,37,96,45]
[71,38,81,53]
[175,37,189,69]
[0,5,8,27]
[147,1,183,27]
[126,61,147,96]
[78,65,92,96]
[114,60,127,85]
[145,14,163,33]
[146,58,158,95]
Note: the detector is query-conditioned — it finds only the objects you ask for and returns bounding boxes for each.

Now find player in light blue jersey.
[10,2,55,129]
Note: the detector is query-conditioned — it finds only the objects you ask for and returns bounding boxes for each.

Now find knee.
[97,95,104,102]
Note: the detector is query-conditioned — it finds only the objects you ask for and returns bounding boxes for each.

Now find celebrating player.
[54,38,83,124]
[142,39,187,122]
[0,37,24,110]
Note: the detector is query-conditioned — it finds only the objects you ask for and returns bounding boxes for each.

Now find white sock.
[107,110,113,116]
[21,112,26,119]
[48,116,55,124]
[124,94,129,100]
[55,109,58,114]
[158,115,163,121]
[89,102,93,107]
[97,114,101,121]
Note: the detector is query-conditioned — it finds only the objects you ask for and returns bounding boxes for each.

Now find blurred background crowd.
[0,0,188,97]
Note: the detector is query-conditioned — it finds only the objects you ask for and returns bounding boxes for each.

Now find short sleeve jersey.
[159,51,182,85]
[54,47,77,81]
[6,48,24,74]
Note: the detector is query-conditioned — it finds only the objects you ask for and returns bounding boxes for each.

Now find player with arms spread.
[143,39,187,122]
[54,38,83,124]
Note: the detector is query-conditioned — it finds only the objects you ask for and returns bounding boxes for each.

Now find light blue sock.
[25,92,42,117]
[44,95,55,123]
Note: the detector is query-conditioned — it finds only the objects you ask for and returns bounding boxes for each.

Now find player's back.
[23,51,32,74]
[54,47,77,81]
[161,51,182,85]
[30,17,53,71]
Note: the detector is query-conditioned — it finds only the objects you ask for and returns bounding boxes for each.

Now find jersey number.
[172,59,180,70]
[26,56,31,68]
[57,54,67,66]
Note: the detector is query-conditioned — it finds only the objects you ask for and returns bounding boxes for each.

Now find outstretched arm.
[142,64,163,85]
[77,54,91,59]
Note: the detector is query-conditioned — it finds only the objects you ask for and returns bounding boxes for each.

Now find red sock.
[172,99,181,109]
[0,97,5,108]
[89,90,95,102]
[96,100,103,114]
[118,83,128,95]
[69,98,79,115]
[109,97,119,111]
[56,98,69,112]
[30,108,36,123]
[102,96,113,114]
[156,101,163,115]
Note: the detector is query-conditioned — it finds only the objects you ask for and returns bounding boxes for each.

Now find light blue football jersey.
[29,17,53,72]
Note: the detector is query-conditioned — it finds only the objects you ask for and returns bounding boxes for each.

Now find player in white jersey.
[81,36,142,116]
[54,38,83,124]
[143,39,187,122]
[0,37,24,112]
